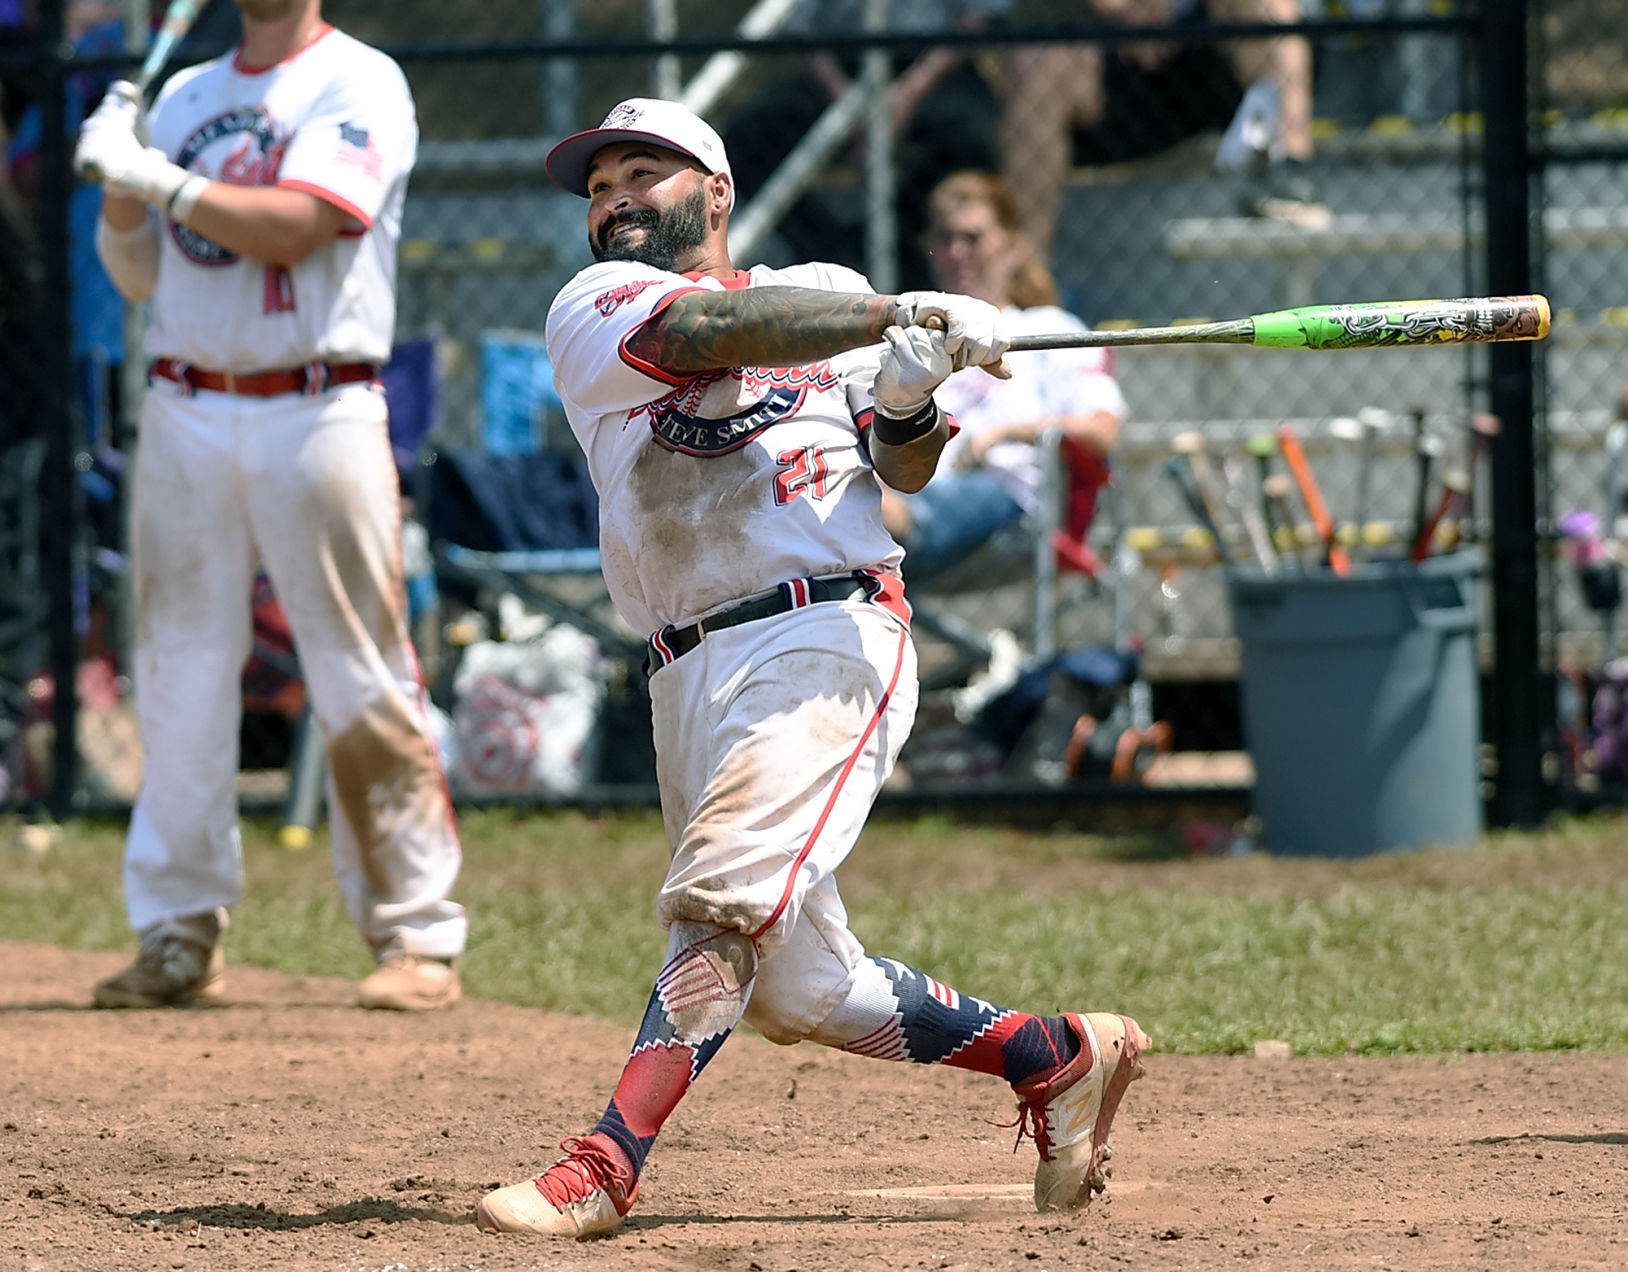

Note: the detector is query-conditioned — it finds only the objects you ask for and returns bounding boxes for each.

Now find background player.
[474,98,1148,1240]
[72,0,466,1012]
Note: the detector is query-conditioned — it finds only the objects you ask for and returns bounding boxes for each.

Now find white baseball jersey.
[933,304,1127,512]
[546,259,906,636]
[142,26,415,369]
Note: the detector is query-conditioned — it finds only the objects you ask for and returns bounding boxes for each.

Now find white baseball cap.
[546,98,734,205]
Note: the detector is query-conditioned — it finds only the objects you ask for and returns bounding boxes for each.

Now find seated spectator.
[722,0,1010,287]
[999,0,1324,256]
[880,170,1126,584]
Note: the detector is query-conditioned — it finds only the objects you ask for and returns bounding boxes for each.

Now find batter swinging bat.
[79,0,206,183]
[1004,295,1551,353]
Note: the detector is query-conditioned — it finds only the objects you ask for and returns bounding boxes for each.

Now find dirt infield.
[3,941,1624,1272]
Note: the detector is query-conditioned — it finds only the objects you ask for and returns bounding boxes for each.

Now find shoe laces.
[537,1136,633,1213]
[993,1100,1054,1161]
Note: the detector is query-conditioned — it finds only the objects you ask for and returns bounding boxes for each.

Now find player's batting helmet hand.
[872,324,955,419]
[85,80,150,146]
[894,290,1012,379]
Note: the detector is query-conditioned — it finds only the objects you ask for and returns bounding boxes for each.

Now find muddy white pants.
[648,599,918,1043]
[122,376,467,960]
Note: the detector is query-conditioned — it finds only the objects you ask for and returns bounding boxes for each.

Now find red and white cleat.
[475,1132,637,1239]
[1010,1012,1149,1213]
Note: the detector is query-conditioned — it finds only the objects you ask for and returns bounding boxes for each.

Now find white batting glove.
[84,80,149,146]
[872,324,954,419]
[75,118,207,220]
[894,290,1013,377]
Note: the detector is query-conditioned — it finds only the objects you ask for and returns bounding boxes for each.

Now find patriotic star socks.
[585,926,757,1181]
[809,956,1081,1086]
[585,944,1081,1196]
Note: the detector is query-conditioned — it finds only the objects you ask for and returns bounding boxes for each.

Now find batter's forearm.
[871,409,950,494]
[95,210,161,303]
[627,287,900,373]
[100,190,150,232]
[182,183,350,267]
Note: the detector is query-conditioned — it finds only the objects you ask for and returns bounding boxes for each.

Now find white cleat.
[475,1133,636,1239]
[1011,1012,1149,1213]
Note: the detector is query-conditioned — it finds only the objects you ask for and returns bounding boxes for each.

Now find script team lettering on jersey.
[635,363,842,457]
[595,279,660,316]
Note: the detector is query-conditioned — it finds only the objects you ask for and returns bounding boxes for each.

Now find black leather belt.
[647,572,874,672]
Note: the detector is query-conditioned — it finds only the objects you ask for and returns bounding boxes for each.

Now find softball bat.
[1005,295,1551,353]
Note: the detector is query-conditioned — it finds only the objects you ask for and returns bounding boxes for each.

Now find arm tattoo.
[626,287,900,373]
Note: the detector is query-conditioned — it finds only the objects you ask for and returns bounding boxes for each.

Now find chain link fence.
[1,0,1619,832]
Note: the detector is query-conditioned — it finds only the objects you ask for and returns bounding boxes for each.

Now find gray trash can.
[1229,550,1483,857]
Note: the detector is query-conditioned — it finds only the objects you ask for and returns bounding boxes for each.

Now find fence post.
[33,0,83,817]
[1480,0,1545,828]
[862,0,896,294]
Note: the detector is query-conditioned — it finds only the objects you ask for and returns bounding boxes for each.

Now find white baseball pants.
[648,598,918,1044]
[122,377,467,960]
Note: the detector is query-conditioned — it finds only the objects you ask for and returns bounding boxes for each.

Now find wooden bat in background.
[78,0,206,182]
[1261,473,1306,573]
[1411,469,1472,563]
[1352,406,1392,549]
[1327,416,1366,550]
[1170,432,1237,563]
[1451,412,1501,546]
[1223,452,1280,575]
[1005,296,1550,352]
[1408,411,1444,555]
[1164,455,1228,561]
[1275,423,1351,576]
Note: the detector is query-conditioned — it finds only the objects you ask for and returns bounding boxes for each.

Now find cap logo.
[603,102,643,129]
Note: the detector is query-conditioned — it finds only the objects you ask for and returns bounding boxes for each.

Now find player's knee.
[661,921,759,1041]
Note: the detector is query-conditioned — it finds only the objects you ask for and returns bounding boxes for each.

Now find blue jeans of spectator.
[898,468,1025,585]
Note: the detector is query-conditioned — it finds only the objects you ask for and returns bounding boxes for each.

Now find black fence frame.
[4,0,1567,826]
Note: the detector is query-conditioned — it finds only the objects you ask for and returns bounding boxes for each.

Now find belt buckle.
[220,370,236,393]
[692,615,708,642]
[304,362,329,396]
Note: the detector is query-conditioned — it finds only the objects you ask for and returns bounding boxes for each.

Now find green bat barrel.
[1251,296,1551,350]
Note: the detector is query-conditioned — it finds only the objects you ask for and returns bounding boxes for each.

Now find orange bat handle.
[1275,425,1351,576]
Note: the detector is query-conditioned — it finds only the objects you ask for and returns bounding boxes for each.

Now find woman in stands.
[880,170,1126,584]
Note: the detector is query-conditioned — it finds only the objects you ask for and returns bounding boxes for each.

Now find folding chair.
[425,445,642,660]
[406,328,638,660]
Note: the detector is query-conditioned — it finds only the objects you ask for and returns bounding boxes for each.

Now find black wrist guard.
[872,401,940,446]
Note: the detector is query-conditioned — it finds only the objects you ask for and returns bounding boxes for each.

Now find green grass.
[4,807,1627,1056]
